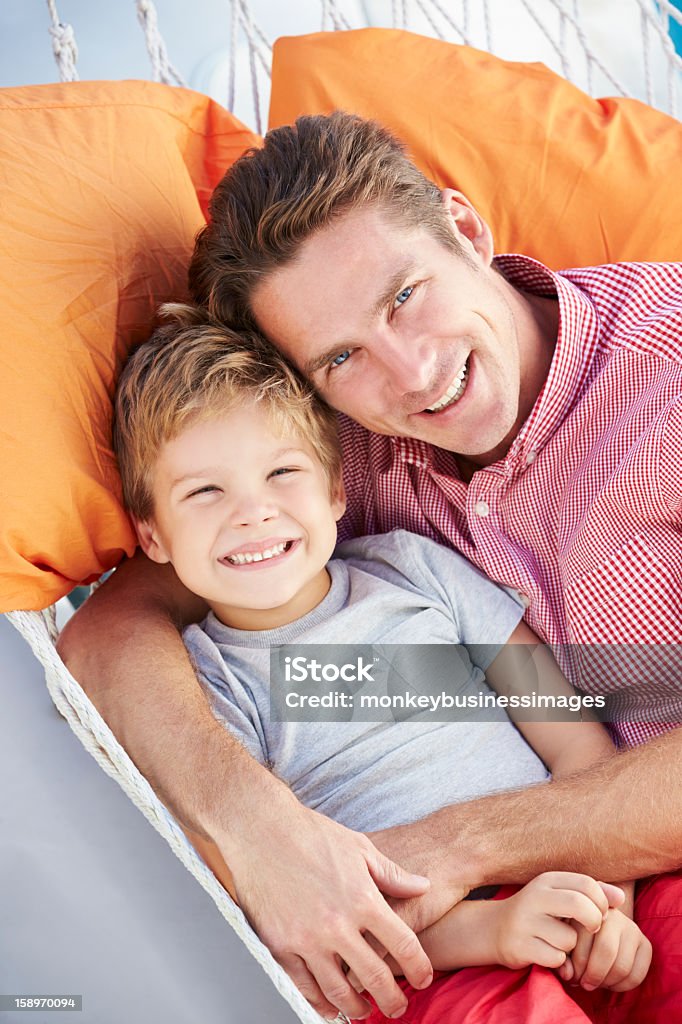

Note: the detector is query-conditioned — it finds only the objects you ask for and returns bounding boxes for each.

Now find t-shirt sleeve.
[340,530,526,669]
[183,624,268,765]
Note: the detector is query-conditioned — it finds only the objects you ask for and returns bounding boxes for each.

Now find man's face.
[251,202,528,460]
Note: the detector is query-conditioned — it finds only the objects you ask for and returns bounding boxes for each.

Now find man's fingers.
[347,933,387,990]
[278,953,342,1020]
[306,954,374,1021]
[368,850,430,900]
[365,905,433,992]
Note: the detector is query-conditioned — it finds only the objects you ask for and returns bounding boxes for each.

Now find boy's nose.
[229,496,279,528]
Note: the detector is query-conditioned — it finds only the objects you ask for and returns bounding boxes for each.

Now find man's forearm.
[374,729,682,893]
[56,552,281,840]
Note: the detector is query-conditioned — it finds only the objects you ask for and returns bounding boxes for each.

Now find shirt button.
[526,449,538,465]
[517,592,531,608]
[474,500,490,517]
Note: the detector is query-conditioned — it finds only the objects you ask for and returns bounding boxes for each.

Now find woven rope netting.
[9,2,681,1022]
[46,0,682,132]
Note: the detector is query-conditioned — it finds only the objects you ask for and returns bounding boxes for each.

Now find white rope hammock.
[45,0,682,126]
[6,2,681,1021]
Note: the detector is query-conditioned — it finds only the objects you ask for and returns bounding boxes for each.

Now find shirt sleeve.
[399,531,526,669]
[340,530,526,669]
[182,624,268,765]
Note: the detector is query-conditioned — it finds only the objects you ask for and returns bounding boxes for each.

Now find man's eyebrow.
[302,261,416,378]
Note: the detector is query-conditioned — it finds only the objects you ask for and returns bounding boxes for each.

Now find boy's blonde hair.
[113,304,342,522]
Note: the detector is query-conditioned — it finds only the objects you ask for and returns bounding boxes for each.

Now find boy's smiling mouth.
[220,538,298,567]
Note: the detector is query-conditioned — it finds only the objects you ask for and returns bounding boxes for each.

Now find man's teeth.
[226,541,288,565]
[425,360,469,413]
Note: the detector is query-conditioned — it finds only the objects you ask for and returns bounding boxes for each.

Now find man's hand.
[218,798,434,1021]
[368,822,472,935]
[492,872,624,971]
[558,908,652,992]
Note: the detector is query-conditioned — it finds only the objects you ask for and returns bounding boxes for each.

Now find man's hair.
[189,111,466,327]
[113,304,342,522]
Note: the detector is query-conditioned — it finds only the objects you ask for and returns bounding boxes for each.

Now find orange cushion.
[269,29,682,268]
[0,80,259,612]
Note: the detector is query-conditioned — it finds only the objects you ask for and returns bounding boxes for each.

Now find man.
[60,113,682,1023]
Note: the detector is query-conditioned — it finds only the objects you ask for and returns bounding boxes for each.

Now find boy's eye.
[187,485,219,498]
[394,285,413,308]
[330,350,351,369]
[269,466,298,479]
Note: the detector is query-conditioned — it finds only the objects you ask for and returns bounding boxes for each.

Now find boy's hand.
[558,908,652,992]
[493,872,623,971]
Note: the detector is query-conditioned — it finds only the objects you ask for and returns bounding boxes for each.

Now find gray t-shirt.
[184,530,549,832]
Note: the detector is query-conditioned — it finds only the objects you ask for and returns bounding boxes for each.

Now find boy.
[113,305,651,1024]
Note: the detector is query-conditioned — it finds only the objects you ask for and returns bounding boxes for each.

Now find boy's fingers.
[567,925,593,984]
[580,929,621,990]
[608,938,653,992]
[538,917,579,954]
[542,889,604,934]
[598,881,626,910]
[558,956,575,982]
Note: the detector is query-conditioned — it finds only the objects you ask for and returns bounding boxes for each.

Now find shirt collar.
[494,254,602,468]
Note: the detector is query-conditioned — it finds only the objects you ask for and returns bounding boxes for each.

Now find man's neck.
[455,283,560,480]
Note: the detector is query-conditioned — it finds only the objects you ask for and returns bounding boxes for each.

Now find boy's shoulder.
[335,529,483,593]
[337,528,446,566]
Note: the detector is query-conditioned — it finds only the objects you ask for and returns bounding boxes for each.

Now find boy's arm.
[485,621,616,778]
[387,872,619,973]
[56,551,434,1023]
[370,621,682,935]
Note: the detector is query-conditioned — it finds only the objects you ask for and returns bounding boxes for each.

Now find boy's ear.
[331,477,347,522]
[133,516,171,564]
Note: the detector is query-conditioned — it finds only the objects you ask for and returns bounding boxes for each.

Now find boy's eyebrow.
[302,261,416,378]
[170,467,225,489]
[170,448,311,489]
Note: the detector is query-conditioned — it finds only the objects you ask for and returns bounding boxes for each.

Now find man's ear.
[440,189,494,267]
[331,477,347,522]
[133,516,171,564]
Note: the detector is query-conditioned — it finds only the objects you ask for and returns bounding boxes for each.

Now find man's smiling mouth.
[424,357,470,413]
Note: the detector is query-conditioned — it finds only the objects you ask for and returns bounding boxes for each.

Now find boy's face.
[136,403,345,630]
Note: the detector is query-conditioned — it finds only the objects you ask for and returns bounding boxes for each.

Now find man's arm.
[57,552,434,1021]
[371,727,682,934]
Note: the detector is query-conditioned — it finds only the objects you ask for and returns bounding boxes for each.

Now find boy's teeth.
[425,359,469,413]
[227,541,288,565]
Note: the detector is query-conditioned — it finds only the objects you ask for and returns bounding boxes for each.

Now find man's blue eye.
[395,286,413,306]
[331,350,351,368]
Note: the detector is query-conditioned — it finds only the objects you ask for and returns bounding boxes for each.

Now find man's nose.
[373,329,437,395]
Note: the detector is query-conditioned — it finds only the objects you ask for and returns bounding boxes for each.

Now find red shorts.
[358,871,682,1024]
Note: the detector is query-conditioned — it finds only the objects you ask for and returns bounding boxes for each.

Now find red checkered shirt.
[337,256,682,747]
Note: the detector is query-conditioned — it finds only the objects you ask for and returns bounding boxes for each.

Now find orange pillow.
[0,80,259,612]
[269,29,682,268]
